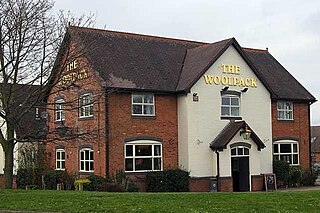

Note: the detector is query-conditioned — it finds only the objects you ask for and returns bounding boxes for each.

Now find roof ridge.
[68,26,208,46]
[242,47,268,52]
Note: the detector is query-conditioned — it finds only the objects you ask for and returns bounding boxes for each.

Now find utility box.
[210,178,218,192]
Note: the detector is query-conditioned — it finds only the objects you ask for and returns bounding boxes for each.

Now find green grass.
[0,190,320,212]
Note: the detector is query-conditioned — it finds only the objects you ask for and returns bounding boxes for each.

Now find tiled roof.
[311,126,320,153]
[56,26,316,102]
[210,121,265,151]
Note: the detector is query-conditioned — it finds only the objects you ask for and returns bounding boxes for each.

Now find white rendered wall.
[178,45,272,177]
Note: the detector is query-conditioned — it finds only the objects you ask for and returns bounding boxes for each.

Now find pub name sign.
[58,60,88,85]
[204,64,257,88]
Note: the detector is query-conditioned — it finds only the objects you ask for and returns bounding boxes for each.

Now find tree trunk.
[4,141,14,189]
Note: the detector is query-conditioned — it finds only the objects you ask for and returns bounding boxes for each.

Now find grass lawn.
[0,189,320,212]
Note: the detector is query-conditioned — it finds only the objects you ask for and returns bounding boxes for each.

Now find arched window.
[125,140,162,172]
[273,140,299,165]
[56,148,65,170]
[231,146,249,157]
[55,99,65,121]
[80,148,94,172]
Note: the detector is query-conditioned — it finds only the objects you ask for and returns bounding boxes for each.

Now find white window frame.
[273,140,299,165]
[56,148,65,170]
[125,140,162,172]
[132,94,155,116]
[55,99,65,121]
[79,148,94,172]
[79,93,93,118]
[277,101,293,120]
[221,95,240,118]
[231,146,249,157]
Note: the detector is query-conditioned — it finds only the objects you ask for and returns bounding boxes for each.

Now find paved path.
[278,185,320,191]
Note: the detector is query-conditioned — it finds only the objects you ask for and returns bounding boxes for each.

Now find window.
[56,149,65,170]
[132,94,155,116]
[273,141,299,165]
[231,146,249,157]
[55,99,65,121]
[277,101,293,120]
[221,95,240,117]
[80,148,94,172]
[125,141,162,172]
[79,93,93,118]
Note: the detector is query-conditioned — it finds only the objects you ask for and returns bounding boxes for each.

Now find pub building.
[45,26,316,192]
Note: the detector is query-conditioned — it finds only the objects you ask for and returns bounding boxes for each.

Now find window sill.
[132,115,156,119]
[221,116,242,120]
[78,171,94,175]
[277,119,294,122]
[78,116,94,121]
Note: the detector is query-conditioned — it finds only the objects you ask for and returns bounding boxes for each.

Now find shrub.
[146,168,190,192]
[273,160,290,186]
[288,166,303,187]
[43,170,75,190]
[74,179,91,190]
[302,168,318,186]
[86,174,107,191]
[16,167,42,189]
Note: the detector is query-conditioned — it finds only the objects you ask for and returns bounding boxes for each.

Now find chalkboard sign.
[264,173,277,191]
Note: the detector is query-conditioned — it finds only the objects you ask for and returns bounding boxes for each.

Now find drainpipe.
[105,89,110,178]
[215,150,220,191]
[308,103,312,169]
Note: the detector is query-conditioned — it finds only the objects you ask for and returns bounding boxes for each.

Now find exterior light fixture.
[240,125,252,140]
[241,87,248,93]
[221,86,229,91]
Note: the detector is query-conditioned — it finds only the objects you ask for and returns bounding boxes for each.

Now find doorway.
[231,146,250,192]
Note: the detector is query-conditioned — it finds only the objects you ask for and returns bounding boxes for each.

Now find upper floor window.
[80,148,94,172]
[277,101,293,120]
[221,95,240,118]
[125,141,162,172]
[79,93,93,118]
[273,141,299,165]
[55,99,65,121]
[132,94,155,116]
[56,148,65,170]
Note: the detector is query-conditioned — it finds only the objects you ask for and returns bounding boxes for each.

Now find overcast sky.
[54,0,320,125]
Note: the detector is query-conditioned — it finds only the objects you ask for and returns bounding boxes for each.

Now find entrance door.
[232,157,249,191]
[231,146,250,191]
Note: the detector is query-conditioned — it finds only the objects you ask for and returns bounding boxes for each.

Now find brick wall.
[108,92,178,176]
[46,56,107,177]
[189,177,212,192]
[272,101,310,169]
[218,176,233,192]
[251,175,264,191]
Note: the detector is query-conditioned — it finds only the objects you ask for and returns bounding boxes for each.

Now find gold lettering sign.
[58,60,89,85]
[203,64,258,88]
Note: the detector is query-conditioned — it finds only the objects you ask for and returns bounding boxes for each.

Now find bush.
[16,167,42,189]
[288,166,303,187]
[146,168,189,192]
[43,170,75,190]
[302,168,318,186]
[86,174,108,191]
[273,160,290,186]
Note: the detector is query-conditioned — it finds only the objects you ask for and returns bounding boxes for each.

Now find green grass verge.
[0,189,320,212]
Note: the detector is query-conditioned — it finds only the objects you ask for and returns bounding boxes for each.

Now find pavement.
[278,185,320,191]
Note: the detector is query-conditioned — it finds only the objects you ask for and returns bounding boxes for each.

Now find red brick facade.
[272,101,310,169]
[46,57,178,178]
[251,175,264,191]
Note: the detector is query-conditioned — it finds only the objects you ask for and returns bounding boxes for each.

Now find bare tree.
[0,0,95,188]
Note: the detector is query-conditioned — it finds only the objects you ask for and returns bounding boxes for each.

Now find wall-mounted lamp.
[193,93,199,102]
[240,125,252,140]
[221,86,229,91]
[241,87,248,93]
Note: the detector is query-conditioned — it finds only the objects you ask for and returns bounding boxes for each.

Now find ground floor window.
[56,148,65,170]
[273,141,299,165]
[125,141,162,172]
[80,148,94,172]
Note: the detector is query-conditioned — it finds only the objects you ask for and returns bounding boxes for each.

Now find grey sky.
[54,0,320,125]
